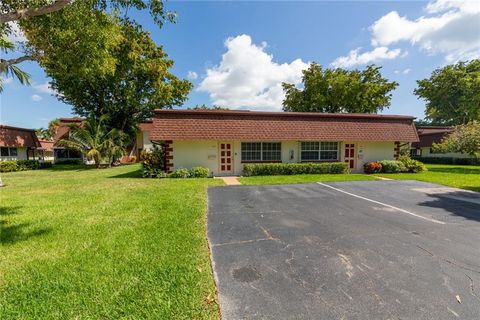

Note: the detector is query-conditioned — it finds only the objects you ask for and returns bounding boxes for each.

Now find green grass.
[238,173,376,185]
[375,164,480,192]
[0,164,222,319]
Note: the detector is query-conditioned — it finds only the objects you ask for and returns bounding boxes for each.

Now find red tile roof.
[412,126,453,148]
[39,140,54,151]
[53,118,83,142]
[150,110,419,142]
[0,125,42,148]
[139,120,153,132]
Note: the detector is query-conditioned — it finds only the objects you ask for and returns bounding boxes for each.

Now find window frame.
[0,147,18,157]
[241,142,282,163]
[300,141,340,162]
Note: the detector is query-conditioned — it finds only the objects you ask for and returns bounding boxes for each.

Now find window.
[0,147,17,157]
[301,142,339,161]
[241,142,281,162]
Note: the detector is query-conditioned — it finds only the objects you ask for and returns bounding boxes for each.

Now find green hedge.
[169,167,210,178]
[412,156,479,165]
[0,160,51,172]
[243,162,349,176]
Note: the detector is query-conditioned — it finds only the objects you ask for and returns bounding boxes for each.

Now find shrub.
[17,160,40,170]
[56,159,83,165]
[0,161,19,172]
[40,161,53,169]
[398,156,427,173]
[378,160,407,173]
[169,168,190,178]
[243,162,348,176]
[412,156,479,165]
[363,162,382,174]
[189,167,210,178]
[141,145,165,178]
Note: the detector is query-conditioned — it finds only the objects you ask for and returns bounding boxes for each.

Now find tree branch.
[0,0,73,24]
[0,55,36,71]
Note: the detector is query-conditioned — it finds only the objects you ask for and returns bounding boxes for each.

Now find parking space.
[207,180,480,319]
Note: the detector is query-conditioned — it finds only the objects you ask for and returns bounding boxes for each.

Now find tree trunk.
[0,0,72,23]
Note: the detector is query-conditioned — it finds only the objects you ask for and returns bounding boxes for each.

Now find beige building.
[149,110,419,176]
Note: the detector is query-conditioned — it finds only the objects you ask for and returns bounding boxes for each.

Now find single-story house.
[52,118,84,163]
[411,126,471,159]
[0,124,42,161]
[135,120,154,158]
[35,140,55,162]
[149,110,419,175]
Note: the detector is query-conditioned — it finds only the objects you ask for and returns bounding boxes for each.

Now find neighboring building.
[52,118,84,163]
[135,120,154,158]
[411,126,471,159]
[35,140,55,162]
[149,110,419,175]
[0,125,42,161]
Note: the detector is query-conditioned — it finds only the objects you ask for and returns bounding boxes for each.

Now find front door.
[344,143,356,170]
[219,142,234,175]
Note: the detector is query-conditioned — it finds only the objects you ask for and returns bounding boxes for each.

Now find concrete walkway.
[217,176,242,186]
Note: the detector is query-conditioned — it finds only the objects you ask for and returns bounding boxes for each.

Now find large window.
[301,142,339,161]
[241,142,281,162]
[0,147,18,157]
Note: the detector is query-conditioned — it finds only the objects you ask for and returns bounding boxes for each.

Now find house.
[52,118,84,163]
[36,140,55,162]
[0,125,42,161]
[149,110,419,175]
[411,126,471,159]
[135,120,154,159]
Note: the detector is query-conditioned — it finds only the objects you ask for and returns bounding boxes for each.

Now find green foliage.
[140,145,165,178]
[432,121,480,157]
[55,159,83,165]
[188,167,210,178]
[169,168,190,178]
[243,162,348,176]
[398,156,427,173]
[21,3,191,137]
[57,115,126,168]
[0,160,44,172]
[282,63,398,113]
[415,60,480,125]
[412,156,480,165]
[363,162,382,174]
[378,160,407,173]
[0,37,31,92]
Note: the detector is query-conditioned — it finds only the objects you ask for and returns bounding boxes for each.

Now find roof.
[139,120,153,132]
[53,118,83,142]
[39,140,54,151]
[0,125,42,148]
[412,126,453,148]
[150,110,419,142]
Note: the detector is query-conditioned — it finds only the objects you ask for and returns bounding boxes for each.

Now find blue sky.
[1,0,479,129]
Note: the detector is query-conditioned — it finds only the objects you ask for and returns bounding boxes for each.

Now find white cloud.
[371,0,480,62]
[33,82,56,95]
[331,47,403,68]
[198,34,308,111]
[2,77,14,85]
[187,71,198,80]
[394,68,411,74]
[31,94,43,102]
[7,22,27,43]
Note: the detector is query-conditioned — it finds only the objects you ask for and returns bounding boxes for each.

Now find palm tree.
[0,37,31,92]
[57,115,126,168]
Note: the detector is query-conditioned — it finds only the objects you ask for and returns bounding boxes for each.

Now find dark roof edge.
[0,124,37,132]
[153,109,416,120]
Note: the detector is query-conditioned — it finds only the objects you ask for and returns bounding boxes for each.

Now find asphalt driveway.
[207,180,480,319]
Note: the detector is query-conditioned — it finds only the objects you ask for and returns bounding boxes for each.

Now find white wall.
[171,140,399,175]
[0,147,28,161]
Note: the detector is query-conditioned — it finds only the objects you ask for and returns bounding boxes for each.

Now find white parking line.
[316,182,446,225]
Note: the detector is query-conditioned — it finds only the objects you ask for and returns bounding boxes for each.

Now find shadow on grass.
[108,168,143,178]
[49,164,97,172]
[418,190,480,222]
[0,206,52,245]
[427,166,480,175]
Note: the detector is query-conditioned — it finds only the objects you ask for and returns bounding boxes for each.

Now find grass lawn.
[375,164,480,192]
[0,164,222,319]
[238,173,376,185]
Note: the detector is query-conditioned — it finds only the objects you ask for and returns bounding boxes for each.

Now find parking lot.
[208,180,480,319]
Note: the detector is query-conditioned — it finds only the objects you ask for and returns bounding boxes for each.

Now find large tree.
[282,63,398,113]
[432,121,480,158]
[415,60,480,125]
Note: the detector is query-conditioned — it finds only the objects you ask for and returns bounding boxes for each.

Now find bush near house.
[0,160,52,172]
[141,145,165,178]
[398,156,427,173]
[169,167,210,178]
[373,157,427,174]
[363,162,382,174]
[378,160,407,173]
[243,162,348,176]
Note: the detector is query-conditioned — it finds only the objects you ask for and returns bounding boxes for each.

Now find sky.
[1,0,479,129]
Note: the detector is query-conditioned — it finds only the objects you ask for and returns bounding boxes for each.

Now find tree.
[0,37,31,92]
[415,60,480,125]
[432,121,480,158]
[57,115,126,168]
[0,0,175,89]
[282,63,398,113]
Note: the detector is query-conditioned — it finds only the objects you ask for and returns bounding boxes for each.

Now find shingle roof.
[0,125,42,148]
[150,110,419,142]
[53,118,83,142]
[39,140,54,151]
[412,126,453,148]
